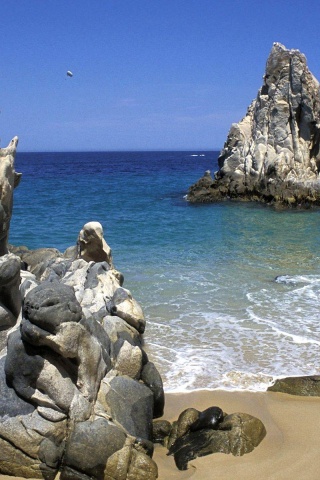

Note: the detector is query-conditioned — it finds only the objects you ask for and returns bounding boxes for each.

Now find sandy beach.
[154,389,320,480]
[1,389,320,480]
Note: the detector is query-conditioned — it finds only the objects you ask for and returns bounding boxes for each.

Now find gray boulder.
[188,43,320,206]
[20,270,40,299]
[5,328,92,419]
[0,408,66,480]
[60,417,126,479]
[0,356,35,418]
[167,406,220,450]
[218,412,267,455]
[114,340,143,379]
[105,443,158,480]
[23,282,82,332]
[80,314,112,371]
[101,375,154,441]
[20,247,62,279]
[0,257,160,479]
[0,253,21,331]
[140,361,165,418]
[45,258,122,318]
[268,375,320,396]
[103,315,143,350]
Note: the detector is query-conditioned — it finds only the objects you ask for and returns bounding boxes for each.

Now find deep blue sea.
[9,151,320,392]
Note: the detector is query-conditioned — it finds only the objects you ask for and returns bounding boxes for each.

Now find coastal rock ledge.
[188,43,320,206]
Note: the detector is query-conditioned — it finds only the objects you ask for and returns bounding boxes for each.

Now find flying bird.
[67,71,73,78]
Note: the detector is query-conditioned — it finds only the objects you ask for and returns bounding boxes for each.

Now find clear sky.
[1,0,320,151]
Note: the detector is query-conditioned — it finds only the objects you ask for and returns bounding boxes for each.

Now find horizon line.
[16,148,222,154]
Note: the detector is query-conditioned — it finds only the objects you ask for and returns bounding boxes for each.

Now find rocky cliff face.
[0,235,163,479]
[188,43,320,206]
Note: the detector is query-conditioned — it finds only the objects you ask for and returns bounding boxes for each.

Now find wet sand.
[1,389,320,480]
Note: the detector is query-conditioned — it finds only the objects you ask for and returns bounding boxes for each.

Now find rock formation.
[268,375,320,396]
[77,221,113,266]
[188,43,320,206]
[0,140,267,478]
[0,219,163,478]
[0,253,21,334]
[152,406,266,471]
[0,137,21,254]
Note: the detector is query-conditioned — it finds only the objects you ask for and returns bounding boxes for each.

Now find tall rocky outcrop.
[0,137,21,254]
[0,140,162,480]
[188,43,320,206]
[0,231,163,479]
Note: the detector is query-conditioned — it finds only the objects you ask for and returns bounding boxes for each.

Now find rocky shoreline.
[1,389,320,480]
[0,138,267,479]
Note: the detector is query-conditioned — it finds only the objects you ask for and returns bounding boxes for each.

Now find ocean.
[9,151,320,392]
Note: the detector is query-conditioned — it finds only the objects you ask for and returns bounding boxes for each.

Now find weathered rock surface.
[268,375,320,396]
[78,221,113,266]
[0,137,21,255]
[188,43,320,206]
[166,407,266,470]
[60,418,127,479]
[0,219,162,478]
[0,253,21,332]
[106,287,146,334]
[152,420,172,446]
[140,361,165,419]
[18,247,62,279]
[101,375,154,440]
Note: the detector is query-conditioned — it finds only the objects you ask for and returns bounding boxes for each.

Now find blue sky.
[1,0,320,151]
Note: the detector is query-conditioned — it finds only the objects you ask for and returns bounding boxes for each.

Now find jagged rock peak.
[188,43,320,206]
[0,136,21,256]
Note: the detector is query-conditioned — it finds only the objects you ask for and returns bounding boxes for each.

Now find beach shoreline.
[1,388,319,480]
[154,389,320,480]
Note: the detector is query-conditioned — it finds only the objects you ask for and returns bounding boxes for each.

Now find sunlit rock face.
[0,137,21,254]
[188,43,320,206]
[0,228,162,479]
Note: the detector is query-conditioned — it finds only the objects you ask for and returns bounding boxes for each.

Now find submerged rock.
[188,43,320,206]
[268,375,320,396]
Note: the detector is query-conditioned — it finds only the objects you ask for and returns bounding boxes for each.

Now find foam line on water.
[275,274,320,285]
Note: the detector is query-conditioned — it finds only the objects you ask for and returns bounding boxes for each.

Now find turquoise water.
[9,151,320,391]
